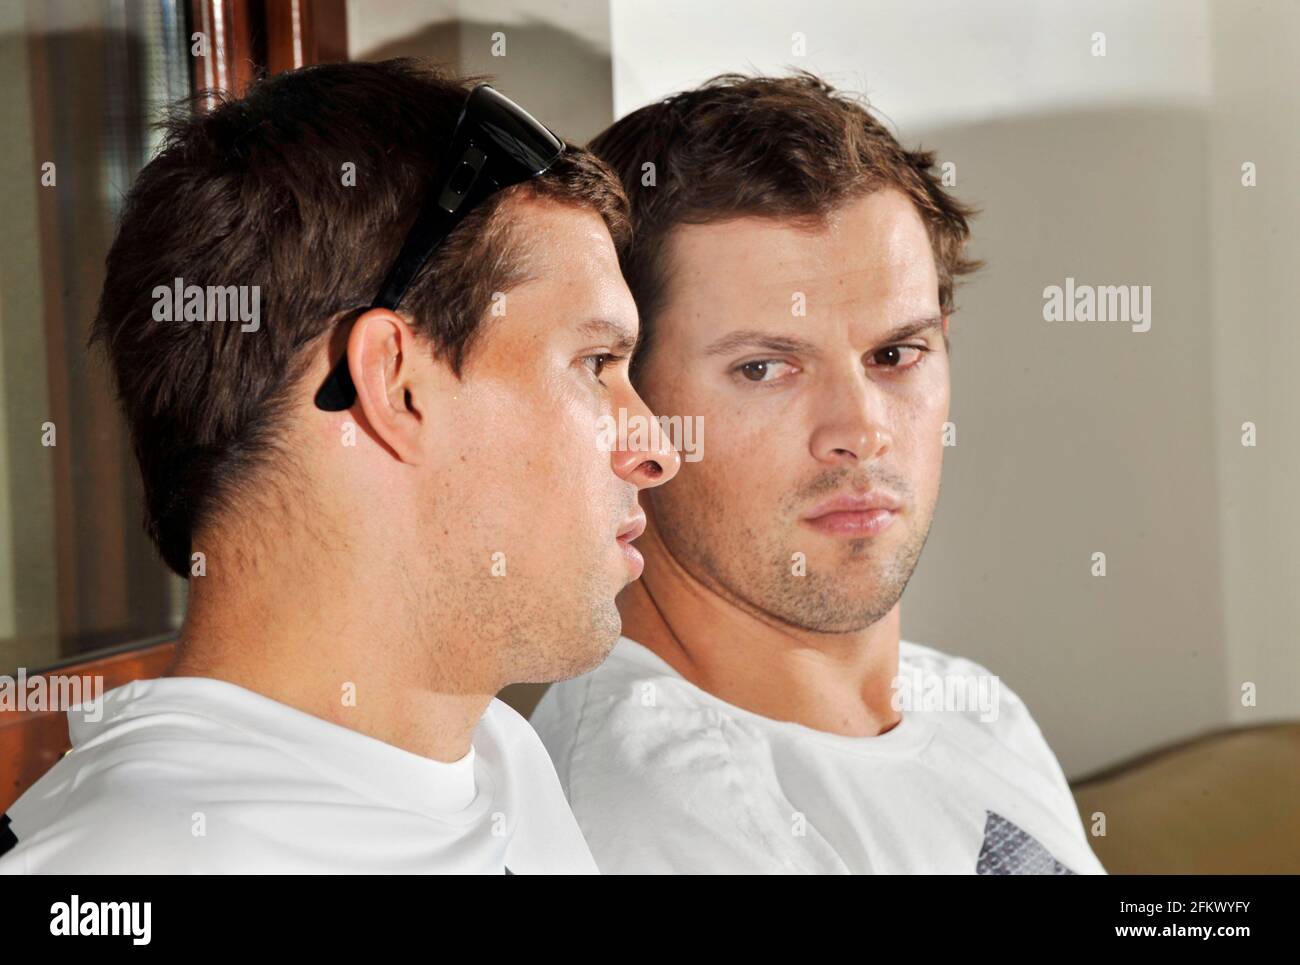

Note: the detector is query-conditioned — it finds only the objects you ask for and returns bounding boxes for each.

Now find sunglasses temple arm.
[314,174,498,411]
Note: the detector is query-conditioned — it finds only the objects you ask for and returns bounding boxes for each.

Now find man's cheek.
[681,454,746,519]
[564,417,619,513]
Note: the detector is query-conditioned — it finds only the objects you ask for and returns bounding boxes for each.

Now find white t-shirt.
[531,636,1106,874]
[0,676,596,874]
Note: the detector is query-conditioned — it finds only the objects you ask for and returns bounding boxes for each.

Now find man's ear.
[347,308,431,465]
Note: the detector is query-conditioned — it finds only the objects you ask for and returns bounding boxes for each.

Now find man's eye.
[736,360,795,382]
[583,353,624,379]
[870,345,926,368]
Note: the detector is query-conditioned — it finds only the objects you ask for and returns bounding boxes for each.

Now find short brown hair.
[589,71,982,374]
[91,59,629,577]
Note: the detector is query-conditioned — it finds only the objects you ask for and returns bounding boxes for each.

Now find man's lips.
[616,512,647,579]
[800,492,901,537]
[616,514,646,543]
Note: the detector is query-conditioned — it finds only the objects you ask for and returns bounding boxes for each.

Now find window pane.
[0,0,192,675]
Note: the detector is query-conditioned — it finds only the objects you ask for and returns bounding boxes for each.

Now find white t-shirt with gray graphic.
[531,636,1106,874]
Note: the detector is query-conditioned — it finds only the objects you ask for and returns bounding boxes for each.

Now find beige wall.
[1208,1,1300,727]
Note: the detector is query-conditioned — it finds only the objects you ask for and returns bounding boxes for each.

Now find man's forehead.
[478,241,638,355]
[509,194,618,254]
[659,238,938,349]
[662,198,936,307]
[501,198,633,306]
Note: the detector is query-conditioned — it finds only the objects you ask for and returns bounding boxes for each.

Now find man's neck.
[618,521,903,738]
[168,559,494,764]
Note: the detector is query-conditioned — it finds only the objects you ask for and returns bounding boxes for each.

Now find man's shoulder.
[480,694,580,783]
[538,638,750,765]
[900,637,1003,679]
[1,742,268,873]
[529,638,840,873]
[0,683,335,874]
[900,638,1076,803]
[535,637,738,742]
[899,638,1037,716]
[482,692,547,745]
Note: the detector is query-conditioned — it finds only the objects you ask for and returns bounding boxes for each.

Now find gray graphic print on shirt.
[975,810,1077,875]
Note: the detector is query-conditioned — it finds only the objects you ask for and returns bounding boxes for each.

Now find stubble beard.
[651,474,940,635]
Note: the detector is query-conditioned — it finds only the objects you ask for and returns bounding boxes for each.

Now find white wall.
[610,0,1299,777]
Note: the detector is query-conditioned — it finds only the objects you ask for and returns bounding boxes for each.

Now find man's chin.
[765,591,902,633]
[542,602,622,683]
[765,545,913,632]
[574,629,621,678]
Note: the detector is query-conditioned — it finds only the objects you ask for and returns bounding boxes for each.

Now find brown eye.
[583,353,625,380]
[734,359,796,384]
[870,345,924,368]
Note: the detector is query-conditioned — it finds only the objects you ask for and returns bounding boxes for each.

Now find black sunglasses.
[314,84,565,411]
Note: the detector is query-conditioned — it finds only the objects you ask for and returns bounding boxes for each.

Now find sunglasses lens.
[469,86,564,178]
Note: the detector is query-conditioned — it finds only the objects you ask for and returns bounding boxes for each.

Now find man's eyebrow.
[578,319,638,355]
[701,316,945,358]
[702,330,821,358]
[878,315,945,344]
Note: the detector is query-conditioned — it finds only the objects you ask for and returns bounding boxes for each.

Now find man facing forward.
[532,73,1105,875]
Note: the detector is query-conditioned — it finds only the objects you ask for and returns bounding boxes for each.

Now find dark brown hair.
[588,70,982,374]
[91,59,629,577]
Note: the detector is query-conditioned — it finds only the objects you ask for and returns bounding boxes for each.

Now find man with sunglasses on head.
[531,73,1105,874]
[0,59,677,874]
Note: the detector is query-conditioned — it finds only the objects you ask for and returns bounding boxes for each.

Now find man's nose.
[809,367,892,465]
[611,399,682,489]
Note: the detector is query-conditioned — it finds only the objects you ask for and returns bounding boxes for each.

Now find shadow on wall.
[903,105,1231,779]
[355,17,614,144]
